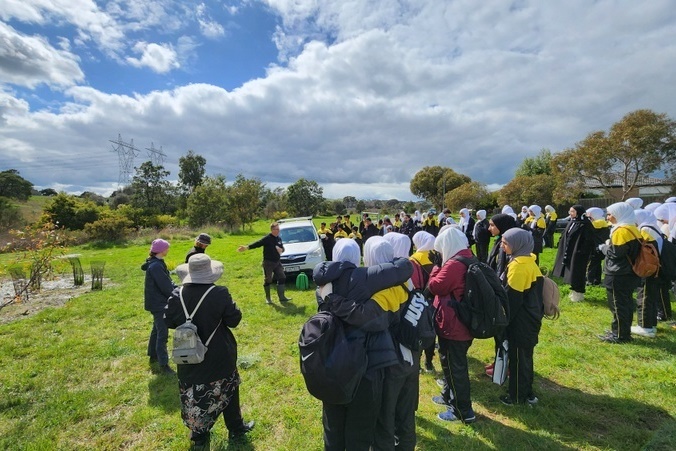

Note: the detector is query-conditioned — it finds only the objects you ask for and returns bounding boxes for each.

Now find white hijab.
[363,236,394,267]
[434,227,469,264]
[412,231,435,252]
[644,202,661,213]
[332,238,361,267]
[476,210,486,220]
[458,208,470,227]
[382,232,411,259]
[625,197,643,209]
[607,202,636,234]
[529,204,542,221]
[586,207,605,221]
[502,205,514,215]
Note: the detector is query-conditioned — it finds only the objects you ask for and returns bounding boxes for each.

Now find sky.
[1,0,675,202]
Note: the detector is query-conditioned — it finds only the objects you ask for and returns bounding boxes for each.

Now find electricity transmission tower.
[109,134,140,187]
[146,142,167,166]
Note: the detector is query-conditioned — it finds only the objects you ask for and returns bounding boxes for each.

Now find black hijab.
[490,214,518,236]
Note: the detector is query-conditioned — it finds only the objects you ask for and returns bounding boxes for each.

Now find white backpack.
[171,286,221,365]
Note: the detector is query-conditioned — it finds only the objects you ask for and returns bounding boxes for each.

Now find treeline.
[1,109,674,243]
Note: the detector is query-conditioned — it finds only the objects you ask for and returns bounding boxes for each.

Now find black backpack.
[396,280,436,351]
[298,310,368,405]
[658,238,676,281]
[450,255,509,339]
[645,226,676,281]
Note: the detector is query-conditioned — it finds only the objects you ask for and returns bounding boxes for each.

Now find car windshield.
[279,226,317,244]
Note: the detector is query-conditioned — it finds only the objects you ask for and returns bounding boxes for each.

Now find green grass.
[0,221,675,450]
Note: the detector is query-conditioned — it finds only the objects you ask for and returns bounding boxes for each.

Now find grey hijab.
[502,228,534,258]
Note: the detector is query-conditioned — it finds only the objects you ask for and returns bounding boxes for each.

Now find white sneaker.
[630,326,656,338]
[569,291,584,302]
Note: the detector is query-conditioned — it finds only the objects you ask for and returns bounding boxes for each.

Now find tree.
[40,188,58,196]
[226,174,265,230]
[130,162,174,214]
[286,178,324,217]
[0,197,22,229]
[0,169,33,201]
[552,109,676,202]
[342,196,357,209]
[178,150,207,194]
[497,175,556,208]
[515,149,553,177]
[185,176,229,227]
[43,193,101,230]
[410,166,471,209]
[262,187,288,219]
[355,200,366,213]
[332,200,347,215]
[445,182,496,211]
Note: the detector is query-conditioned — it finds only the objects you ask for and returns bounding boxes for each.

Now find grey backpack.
[171,286,221,365]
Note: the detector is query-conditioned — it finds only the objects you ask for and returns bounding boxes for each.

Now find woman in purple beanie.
[141,239,177,374]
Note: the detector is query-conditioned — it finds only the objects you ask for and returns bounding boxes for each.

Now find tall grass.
[0,219,674,450]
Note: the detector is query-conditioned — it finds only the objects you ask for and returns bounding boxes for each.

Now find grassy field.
[0,219,675,450]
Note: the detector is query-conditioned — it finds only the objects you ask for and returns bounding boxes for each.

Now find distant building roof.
[585,174,667,189]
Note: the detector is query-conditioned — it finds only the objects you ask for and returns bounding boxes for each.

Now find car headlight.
[308,247,323,259]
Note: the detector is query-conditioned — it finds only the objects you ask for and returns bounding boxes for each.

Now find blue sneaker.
[432,395,452,407]
[438,407,476,424]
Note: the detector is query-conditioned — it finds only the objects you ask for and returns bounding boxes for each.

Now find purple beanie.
[150,239,170,254]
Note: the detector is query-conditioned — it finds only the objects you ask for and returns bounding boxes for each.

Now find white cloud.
[1,0,676,201]
[0,22,84,88]
[196,3,225,39]
[126,42,179,73]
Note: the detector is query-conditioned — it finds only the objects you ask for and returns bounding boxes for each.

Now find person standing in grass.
[543,205,558,248]
[473,210,491,263]
[427,227,476,424]
[410,231,437,373]
[499,228,543,406]
[141,238,177,375]
[237,222,291,304]
[631,209,663,338]
[553,205,594,302]
[585,207,611,286]
[313,238,413,451]
[166,254,254,448]
[185,233,211,263]
[597,202,641,344]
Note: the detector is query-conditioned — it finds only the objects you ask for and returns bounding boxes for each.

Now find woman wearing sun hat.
[142,238,176,375]
[165,254,254,448]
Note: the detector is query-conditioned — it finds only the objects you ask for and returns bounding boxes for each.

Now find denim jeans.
[148,311,169,365]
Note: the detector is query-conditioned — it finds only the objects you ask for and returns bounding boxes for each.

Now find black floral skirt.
[179,370,241,435]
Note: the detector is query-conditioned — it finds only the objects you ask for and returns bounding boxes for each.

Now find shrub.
[84,216,134,242]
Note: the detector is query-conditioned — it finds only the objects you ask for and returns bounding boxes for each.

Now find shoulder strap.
[178,285,221,346]
[451,254,477,267]
[179,285,217,321]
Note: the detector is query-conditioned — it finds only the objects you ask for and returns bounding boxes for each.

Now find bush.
[84,216,134,242]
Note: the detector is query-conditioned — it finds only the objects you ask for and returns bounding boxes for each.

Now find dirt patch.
[0,276,108,325]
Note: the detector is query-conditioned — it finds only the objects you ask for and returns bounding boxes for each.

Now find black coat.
[165,284,242,384]
[313,258,413,372]
[553,218,594,286]
[141,257,176,313]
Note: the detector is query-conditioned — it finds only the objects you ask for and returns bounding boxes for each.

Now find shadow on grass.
[147,372,180,412]
[452,355,675,450]
[270,302,309,317]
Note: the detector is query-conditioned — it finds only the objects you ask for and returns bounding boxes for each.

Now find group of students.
[312,214,546,450]
[548,197,676,343]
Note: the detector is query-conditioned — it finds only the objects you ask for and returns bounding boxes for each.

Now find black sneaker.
[526,395,539,405]
[598,332,632,344]
[159,364,176,375]
[229,420,255,441]
[499,395,515,406]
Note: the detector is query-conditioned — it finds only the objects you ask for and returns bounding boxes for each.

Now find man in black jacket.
[238,222,291,304]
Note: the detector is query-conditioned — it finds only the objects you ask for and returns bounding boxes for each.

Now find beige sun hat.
[176,254,224,284]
